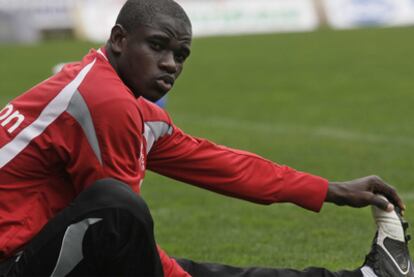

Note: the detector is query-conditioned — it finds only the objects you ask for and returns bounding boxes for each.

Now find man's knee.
[73,178,152,225]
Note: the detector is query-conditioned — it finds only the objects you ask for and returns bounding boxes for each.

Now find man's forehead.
[144,13,192,41]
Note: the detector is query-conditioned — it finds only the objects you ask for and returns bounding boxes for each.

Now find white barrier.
[323,0,414,29]
[0,0,75,30]
[72,0,124,42]
[178,0,319,37]
[73,0,319,42]
[0,11,40,43]
[4,0,414,43]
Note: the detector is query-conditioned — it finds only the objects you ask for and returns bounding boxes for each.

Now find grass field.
[1,26,414,272]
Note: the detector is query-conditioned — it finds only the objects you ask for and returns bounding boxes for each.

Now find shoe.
[362,195,414,277]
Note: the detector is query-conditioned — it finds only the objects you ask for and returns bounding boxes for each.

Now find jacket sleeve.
[147,125,329,212]
[158,246,191,277]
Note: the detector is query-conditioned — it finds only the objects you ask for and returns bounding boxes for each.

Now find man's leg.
[176,259,361,277]
[177,195,414,277]
[5,178,163,276]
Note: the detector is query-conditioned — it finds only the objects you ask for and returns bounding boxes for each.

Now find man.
[0,0,412,276]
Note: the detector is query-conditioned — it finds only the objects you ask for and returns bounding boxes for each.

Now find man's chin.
[142,91,167,103]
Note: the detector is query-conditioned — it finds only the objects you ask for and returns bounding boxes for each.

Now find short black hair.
[116,0,192,33]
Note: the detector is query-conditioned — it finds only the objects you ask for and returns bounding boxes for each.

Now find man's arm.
[147,126,329,212]
[147,123,405,213]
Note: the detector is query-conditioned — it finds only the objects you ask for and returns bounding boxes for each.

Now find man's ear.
[109,24,127,54]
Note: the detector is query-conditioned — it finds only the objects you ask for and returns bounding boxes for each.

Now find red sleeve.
[147,126,329,212]
[158,246,191,277]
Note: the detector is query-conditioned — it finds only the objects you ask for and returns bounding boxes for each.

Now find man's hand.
[326,175,406,213]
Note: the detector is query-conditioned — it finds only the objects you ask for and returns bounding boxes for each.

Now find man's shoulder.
[78,50,133,102]
[53,50,142,130]
[71,51,143,122]
[137,97,171,124]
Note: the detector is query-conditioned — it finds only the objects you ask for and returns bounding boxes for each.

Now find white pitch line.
[173,113,414,147]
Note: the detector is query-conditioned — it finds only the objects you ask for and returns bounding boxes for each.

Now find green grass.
[1,26,414,272]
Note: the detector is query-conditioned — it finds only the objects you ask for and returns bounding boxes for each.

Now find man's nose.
[159,52,177,74]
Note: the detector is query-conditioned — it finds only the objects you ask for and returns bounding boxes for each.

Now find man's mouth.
[155,75,175,92]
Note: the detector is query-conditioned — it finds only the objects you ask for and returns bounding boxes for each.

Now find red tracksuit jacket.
[0,48,328,276]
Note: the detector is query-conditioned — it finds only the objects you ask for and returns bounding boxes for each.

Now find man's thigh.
[1,179,162,276]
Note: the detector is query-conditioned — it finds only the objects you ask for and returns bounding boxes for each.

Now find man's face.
[110,14,192,101]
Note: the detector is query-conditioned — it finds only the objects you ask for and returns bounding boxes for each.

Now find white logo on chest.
[0,104,25,134]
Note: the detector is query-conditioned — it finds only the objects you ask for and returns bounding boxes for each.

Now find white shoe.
[363,195,413,276]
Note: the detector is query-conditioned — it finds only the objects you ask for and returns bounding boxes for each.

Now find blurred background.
[1,0,414,272]
[1,0,414,43]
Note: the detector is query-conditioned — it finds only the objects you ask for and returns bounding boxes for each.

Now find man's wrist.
[325,182,346,204]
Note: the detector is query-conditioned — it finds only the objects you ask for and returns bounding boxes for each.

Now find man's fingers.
[330,176,405,213]
[371,194,394,212]
[372,179,405,211]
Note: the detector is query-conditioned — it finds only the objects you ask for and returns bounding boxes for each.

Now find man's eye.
[150,41,163,51]
[175,52,188,63]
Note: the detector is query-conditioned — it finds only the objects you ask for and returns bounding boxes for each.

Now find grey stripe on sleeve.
[50,218,102,277]
[67,91,102,165]
[143,121,173,153]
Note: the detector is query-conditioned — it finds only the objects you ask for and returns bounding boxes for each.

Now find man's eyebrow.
[147,34,169,41]
[148,33,191,52]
